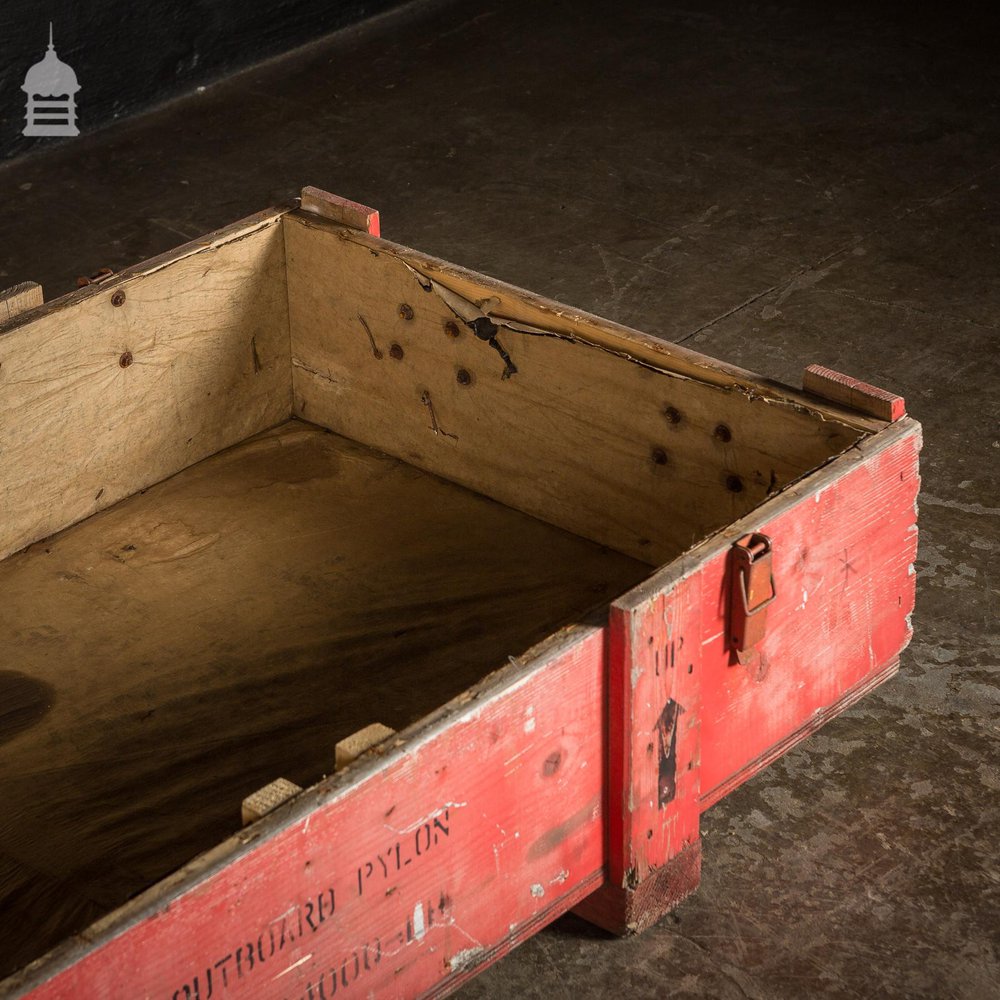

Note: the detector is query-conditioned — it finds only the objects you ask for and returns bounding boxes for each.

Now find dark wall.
[0,0,406,160]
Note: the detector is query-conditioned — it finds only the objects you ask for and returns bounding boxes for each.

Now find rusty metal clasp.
[729,532,776,654]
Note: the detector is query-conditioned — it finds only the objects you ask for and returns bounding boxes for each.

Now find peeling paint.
[449,947,487,973]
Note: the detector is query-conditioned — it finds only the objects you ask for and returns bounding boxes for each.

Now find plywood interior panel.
[0,212,292,562]
[0,420,650,978]
[283,212,866,565]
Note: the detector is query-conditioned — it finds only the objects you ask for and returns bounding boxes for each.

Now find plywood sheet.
[283,213,865,565]
[0,212,291,562]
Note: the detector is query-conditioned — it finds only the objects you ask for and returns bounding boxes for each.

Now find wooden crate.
[0,188,919,999]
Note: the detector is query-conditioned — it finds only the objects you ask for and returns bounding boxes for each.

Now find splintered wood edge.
[241,778,303,826]
[285,211,883,434]
[0,205,293,339]
[803,364,906,422]
[335,722,397,770]
[0,280,43,322]
[300,186,380,237]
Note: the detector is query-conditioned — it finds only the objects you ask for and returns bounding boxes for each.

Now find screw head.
[663,405,682,425]
[651,447,668,466]
[398,303,414,321]
[111,290,126,307]
[389,343,404,360]
[456,368,472,386]
[714,423,733,443]
[444,321,460,338]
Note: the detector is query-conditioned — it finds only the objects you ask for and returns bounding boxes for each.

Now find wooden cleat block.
[803,364,905,422]
[241,777,302,826]
[300,186,380,237]
[0,280,43,323]
[334,722,396,770]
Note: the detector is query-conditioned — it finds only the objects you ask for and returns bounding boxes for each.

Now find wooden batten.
[282,211,867,565]
[335,723,397,770]
[803,364,906,422]
[300,186,380,236]
[0,210,293,562]
[0,281,43,322]
[241,778,303,826]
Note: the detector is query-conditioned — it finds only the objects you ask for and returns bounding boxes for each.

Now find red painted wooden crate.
[0,188,919,999]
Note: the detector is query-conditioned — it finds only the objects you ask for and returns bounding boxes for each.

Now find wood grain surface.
[283,212,869,566]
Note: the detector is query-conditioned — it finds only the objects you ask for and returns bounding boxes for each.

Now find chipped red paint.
[4,421,919,998]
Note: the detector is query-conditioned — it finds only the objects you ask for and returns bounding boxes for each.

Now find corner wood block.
[574,840,702,935]
[241,778,302,826]
[334,722,396,770]
[300,186,380,237]
[0,280,43,323]
[803,364,906,422]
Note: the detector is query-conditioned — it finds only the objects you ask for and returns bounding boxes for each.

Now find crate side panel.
[282,214,864,565]
[698,424,921,803]
[0,218,291,561]
[7,629,606,1000]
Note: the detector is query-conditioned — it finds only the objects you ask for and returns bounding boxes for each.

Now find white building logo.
[22,24,80,137]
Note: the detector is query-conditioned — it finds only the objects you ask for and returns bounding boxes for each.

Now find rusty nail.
[76,267,114,288]
[389,343,404,360]
[456,368,472,386]
[714,423,732,443]
[726,474,744,493]
[444,320,460,338]
[663,405,682,425]
[398,303,414,321]
[119,351,133,368]
[651,447,669,466]
[111,290,126,307]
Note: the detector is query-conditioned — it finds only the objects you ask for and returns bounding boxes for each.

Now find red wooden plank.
[575,579,703,933]
[576,418,919,934]
[299,187,380,237]
[803,364,906,422]
[6,628,606,1000]
[699,420,920,805]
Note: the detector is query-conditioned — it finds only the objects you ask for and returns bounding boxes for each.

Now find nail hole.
[389,343,404,360]
[444,321,460,338]
[726,474,744,493]
[688,664,694,674]
[398,303,414,321]
[651,447,668,466]
[456,368,472,386]
[119,351,133,368]
[663,405,682,425]
[714,423,732,443]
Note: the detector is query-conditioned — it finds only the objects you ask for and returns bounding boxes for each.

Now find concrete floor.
[1,1,997,997]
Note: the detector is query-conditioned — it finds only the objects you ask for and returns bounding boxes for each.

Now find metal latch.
[729,532,776,655]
